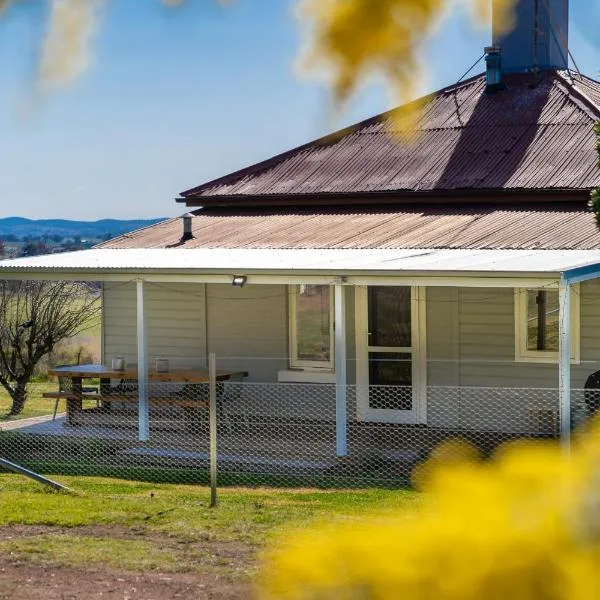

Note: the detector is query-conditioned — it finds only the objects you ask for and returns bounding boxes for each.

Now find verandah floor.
[1,409,552,477]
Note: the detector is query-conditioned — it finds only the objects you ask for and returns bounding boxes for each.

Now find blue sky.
[0,0,598,221]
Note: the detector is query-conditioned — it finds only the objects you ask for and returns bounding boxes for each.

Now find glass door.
[356,286,426,424]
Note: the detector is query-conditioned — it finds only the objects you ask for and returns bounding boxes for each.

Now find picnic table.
[44,364,248,425]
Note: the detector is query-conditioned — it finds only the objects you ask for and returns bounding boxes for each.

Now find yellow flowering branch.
[260,427,600,600]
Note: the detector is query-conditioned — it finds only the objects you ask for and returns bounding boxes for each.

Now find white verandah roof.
[1,248,600,286]
[1,247,590,445]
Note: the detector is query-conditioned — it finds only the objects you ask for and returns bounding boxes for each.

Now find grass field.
[0,475,419,598]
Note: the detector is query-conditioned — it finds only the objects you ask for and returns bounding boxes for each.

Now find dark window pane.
[296,285,331,362]
[368,352,412,410]
[526,290,559,352]
[368,287,411,347]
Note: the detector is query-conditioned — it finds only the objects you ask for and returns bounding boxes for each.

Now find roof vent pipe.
[484,46,504,93]
[181,213,194,241]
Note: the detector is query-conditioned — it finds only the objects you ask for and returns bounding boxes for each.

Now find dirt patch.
[0,561,250,599]
[0,525,257,599]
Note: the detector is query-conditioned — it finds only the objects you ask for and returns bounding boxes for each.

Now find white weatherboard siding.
[426,281,600,432]
[425,287,461,428]
[205,285,358,421]
[102,283,353,422]
[205,284,287,382]
[101,281,600,431]
[103,282,206,369]
[455,282,600,389]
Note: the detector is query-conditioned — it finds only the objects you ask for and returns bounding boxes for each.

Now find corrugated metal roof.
[576,73,600,109]
[3,248,600,277]
[98,205,600,251]
[180,70,600,204]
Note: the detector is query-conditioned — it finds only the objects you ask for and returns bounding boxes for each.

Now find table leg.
[100,378,111,412]
[66,377,83,426]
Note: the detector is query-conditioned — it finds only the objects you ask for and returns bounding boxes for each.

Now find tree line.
[0,233,114,259]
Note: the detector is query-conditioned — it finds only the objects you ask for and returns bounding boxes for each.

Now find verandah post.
[136,278,149,442]
[208,352,218,507]
[334,283,348,457]
[558,276,571,452]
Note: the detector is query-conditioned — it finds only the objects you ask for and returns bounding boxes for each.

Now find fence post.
[136,279,149,442]
[209,352,218,507]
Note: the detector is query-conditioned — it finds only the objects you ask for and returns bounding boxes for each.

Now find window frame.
[514,285,580,364]
[288,284,335,371]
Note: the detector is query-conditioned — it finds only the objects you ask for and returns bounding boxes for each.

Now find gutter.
[176,189,592,209]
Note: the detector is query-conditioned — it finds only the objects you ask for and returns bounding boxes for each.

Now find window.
[514,287,580,363]
[289,285,334,370]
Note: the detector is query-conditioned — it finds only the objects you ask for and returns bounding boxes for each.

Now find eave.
[176,188,593,209]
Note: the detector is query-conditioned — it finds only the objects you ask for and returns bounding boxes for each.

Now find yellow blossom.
[260,424,600,600]
[296,0,518,132]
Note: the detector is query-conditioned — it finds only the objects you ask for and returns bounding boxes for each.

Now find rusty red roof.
[179,71,600,207]
[100,70,600,253]
[99,204,600,251]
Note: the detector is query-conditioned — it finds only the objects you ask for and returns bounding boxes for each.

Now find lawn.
[0,475,419,599]
[0,382,59,422]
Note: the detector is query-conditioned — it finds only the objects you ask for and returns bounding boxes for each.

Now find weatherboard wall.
[101,283,353,421]
[101,281,600,430]
[452,282,600,389]
[425,281,600,431]
[205,283,288,382]
[102,282,207,369]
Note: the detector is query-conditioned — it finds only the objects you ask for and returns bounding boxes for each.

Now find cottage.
[2,0,600,475]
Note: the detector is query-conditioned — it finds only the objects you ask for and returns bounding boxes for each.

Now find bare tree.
[0,280,101,415]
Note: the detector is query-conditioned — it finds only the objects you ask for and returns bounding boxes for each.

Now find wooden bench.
[42,392,209,409]
[47,366,248,426]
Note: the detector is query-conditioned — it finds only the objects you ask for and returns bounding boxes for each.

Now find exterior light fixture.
[232,275,247,287]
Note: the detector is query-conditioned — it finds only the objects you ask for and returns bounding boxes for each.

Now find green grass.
[0,383,58,421]
[0,476,418,533]
[0,475,419,577]
[0,384,99,422]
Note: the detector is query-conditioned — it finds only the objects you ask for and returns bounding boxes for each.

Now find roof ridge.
[566,71,600,98]
[555,70,600,120]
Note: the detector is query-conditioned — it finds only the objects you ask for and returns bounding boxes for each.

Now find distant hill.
[0,217,165,240]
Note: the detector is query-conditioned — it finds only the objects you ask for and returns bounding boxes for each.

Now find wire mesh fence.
[0,360,594,489]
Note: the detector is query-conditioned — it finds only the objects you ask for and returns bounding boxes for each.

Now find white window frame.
[514,285,580,364]
[289,284,335,371]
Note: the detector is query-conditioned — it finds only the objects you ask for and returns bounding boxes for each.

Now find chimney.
[484,46,503,92]
[181,213,194,241]
[493,0,569,73]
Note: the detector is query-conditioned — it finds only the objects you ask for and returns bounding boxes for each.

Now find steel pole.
[558,277,571,453]
[209,352,218,507]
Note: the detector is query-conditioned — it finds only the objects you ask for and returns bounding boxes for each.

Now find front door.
[356,286,426,424]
